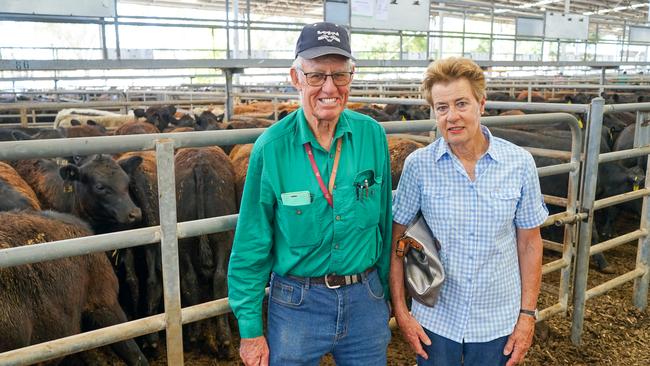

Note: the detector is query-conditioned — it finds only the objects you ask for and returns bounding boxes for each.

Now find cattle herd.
[0,90,649,364]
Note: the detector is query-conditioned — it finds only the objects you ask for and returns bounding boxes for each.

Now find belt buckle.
[324,274,340,289]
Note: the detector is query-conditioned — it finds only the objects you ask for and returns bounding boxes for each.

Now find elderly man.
[228,22,392,366]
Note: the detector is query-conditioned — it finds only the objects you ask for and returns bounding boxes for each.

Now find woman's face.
[430,78,486,150]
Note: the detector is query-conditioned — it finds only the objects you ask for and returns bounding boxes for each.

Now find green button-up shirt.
[227,108,393,338]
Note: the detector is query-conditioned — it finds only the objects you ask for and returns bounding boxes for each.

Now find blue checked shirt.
[393,126,548,343]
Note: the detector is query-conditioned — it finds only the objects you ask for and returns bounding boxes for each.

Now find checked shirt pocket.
[490,187,521,223]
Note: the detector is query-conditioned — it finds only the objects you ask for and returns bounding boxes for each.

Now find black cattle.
[488,91,515,102]
[0,129,32,142]
[603,92,649,104]
[491,127,645,272]
[384,104,430,121]
[12,154,142,234]
[115,151,163,353]
[175,147,237,359]
[564,93,592,105]
[0,210,148,365]
[354,106,393,121]
[612,124,646,169]
[134,105,176,132]
[196,111,224,130]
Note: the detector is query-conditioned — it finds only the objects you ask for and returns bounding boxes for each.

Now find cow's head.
[59,154,143,232]
[143,105,176,131]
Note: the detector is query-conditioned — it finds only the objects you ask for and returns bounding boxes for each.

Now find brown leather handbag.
[396,213,445,307]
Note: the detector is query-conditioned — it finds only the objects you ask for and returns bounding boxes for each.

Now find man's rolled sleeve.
[227,142,275,339]
[392,153,422,226]
[515,153,548,229]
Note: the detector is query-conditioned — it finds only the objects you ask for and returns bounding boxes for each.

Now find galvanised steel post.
[156,139,184,365]
[633,110,650,309]
[225,69,233,122]
[571,97,605,345]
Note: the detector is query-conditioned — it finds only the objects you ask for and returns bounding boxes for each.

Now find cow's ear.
[59,165,81,181]
[11,130,33,141]
[133,108,146,118]
[119,156,143,175]
[70,119,81,126]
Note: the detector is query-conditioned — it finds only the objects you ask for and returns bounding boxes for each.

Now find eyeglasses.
[297,68,354,87]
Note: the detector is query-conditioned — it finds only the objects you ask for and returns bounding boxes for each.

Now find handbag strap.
[304,138,343,207]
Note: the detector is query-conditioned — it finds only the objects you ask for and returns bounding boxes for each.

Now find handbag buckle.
[396,238,408,258]
[324,274,341,289]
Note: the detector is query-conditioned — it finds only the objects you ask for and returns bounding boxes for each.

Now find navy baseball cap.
[295,22,355,60]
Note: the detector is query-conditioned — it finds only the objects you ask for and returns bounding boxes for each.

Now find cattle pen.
[4,0,650,364]
[0,98,649,365]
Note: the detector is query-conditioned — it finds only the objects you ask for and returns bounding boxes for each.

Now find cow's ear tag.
[578,119,583,129]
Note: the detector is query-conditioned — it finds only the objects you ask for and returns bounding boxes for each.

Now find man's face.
[291,55,353,124]
[430,77,486,149]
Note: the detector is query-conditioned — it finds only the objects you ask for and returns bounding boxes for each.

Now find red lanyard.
[304,138,343,207]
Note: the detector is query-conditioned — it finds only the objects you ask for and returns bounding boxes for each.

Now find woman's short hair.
[421,57,486,106]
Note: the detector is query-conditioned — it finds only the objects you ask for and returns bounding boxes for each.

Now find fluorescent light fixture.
[583,2,649,15]
[494,0,561,14]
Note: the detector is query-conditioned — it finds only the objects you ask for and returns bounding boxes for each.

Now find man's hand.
[240,336,269,366]
[503,315,535,366]
[395,310,431,359]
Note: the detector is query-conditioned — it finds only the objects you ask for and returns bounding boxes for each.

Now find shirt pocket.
[423,188,452,227]
[276,201,320,247]
[490,187,521,224]
[354,170,382,229]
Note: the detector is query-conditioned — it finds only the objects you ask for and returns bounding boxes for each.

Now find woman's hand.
[395,309,431,359]
[503,315,535,366]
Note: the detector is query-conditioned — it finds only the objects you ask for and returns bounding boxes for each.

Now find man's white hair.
[291,55,354,73]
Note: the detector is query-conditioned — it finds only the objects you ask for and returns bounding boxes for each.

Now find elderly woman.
[390,57,548,366]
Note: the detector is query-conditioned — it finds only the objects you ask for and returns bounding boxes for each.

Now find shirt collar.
[296,108,352,148]
[433,125,501,163]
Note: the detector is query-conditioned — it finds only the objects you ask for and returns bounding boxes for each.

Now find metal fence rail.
[1,104,649,363]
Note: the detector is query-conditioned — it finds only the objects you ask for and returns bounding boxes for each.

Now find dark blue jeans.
[417,327,510,366]
[267,270,391,366]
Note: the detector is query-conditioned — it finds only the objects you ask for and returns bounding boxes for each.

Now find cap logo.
[317,30,340,43]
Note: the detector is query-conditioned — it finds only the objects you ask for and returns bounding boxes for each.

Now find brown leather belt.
[289,268,375,289]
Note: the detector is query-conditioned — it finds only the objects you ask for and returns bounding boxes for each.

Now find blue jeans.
[267,269,391,366]
[417,327,510,366]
